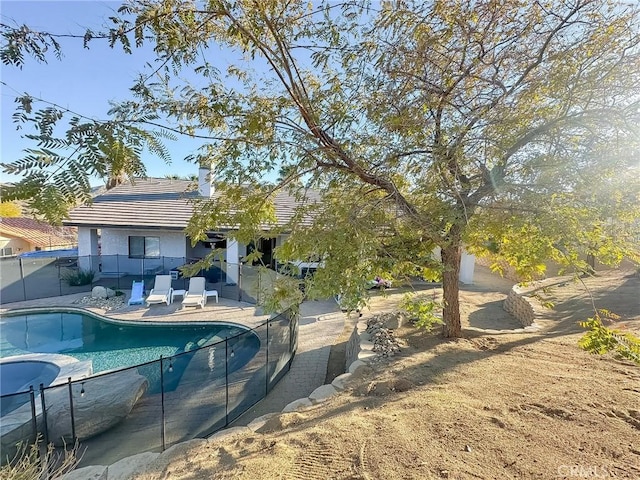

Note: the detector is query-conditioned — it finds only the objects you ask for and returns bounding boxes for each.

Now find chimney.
[198,166,214,198]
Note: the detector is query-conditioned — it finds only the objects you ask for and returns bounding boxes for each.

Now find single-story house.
[64,167,477,285]
[63,168,319,283]
[0,217,77,257]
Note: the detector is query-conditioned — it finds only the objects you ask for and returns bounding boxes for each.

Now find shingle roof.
[64,178,320,230]
[0,217,77,248]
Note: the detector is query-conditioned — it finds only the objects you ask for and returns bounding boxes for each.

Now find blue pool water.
[0,311,260,385]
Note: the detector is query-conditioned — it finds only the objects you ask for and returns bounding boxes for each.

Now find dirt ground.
[134,268,640,480]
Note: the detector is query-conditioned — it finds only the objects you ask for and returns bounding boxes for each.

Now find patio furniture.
[205,290,219,304]
[146,275,174,306]
[128,280,145,306]
[181,277,206,309]
[171,289,186,303]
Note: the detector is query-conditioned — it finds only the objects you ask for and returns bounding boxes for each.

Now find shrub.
[0,437,79,480]
[579,310,640,365]
[261,275,304,315]
[61,268,95,286]
[400,293,443,331]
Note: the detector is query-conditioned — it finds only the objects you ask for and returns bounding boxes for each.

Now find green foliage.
[261,275,303,316]
[400,293,444,332]
[3,0,640,338]
[0,436,78,480]
[579,310,640,365]
[61,268,95,286]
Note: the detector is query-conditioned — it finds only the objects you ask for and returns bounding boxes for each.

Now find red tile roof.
[0,217,77,248]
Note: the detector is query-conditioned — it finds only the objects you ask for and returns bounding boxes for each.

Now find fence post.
[67,377,76,443]
[116,254,120,290]
[29,386,38,441]
[19,257,27,301]
[265,320,270,395]
[225,338,229,427]
[58,261,63,297]
[160,356,166,451]
[39,384,49,446]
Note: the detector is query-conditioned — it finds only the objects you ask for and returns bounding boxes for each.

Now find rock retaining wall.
[344,324,361,371]
[503,276,572,327]
[503,286,537,326]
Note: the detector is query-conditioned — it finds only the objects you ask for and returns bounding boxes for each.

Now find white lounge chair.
[146,275,173,306]
[181,277,206,309]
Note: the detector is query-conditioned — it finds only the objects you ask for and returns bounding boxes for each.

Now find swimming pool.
[0,310,260,392]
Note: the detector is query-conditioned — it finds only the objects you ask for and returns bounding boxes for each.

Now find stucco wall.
[100,228,186,257]
[0,235,31,255]
[98,228,187,276]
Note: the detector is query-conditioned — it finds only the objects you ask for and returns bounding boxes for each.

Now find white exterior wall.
[100,228,186,257]
[77,227,100,273]
[99,228,187,276]
[460,251,476,285]
[432,246,476,284]
[77,228,99,256]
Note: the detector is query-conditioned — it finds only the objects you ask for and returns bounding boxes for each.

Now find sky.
[1,0,207,186]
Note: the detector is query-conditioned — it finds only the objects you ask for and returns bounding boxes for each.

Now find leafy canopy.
[2,0,639,337]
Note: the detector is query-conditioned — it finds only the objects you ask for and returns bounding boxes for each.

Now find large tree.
[2,0,639,336]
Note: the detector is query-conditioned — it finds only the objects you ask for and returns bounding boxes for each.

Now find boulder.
[63,465,108,480]
[107,452,160,480]
[282,397,313,413]
[308,384,337,403]
[91,286,116,299]
[45,369,148,446]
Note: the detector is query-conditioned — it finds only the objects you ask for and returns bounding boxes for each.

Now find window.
[0,247,13,257]
[129,236,160,258]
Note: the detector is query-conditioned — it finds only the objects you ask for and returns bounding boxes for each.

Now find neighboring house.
[64,168,319,284]
[0,217,77,257]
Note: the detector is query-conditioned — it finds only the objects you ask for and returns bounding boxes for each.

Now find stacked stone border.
[503,275,574,327]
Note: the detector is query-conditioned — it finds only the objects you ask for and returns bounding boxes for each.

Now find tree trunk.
[441,244,462,338]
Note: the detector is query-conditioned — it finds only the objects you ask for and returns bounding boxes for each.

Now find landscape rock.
[348,360,366,373]
[91,286,116,299]
[331,373,352,391]
[62,465,108,480]
[365,316,402,358]
[308,384,337,403]
[282,397,313,413]
[45,370,148,446]
[74,294,125,311]
[106,452,160,480]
